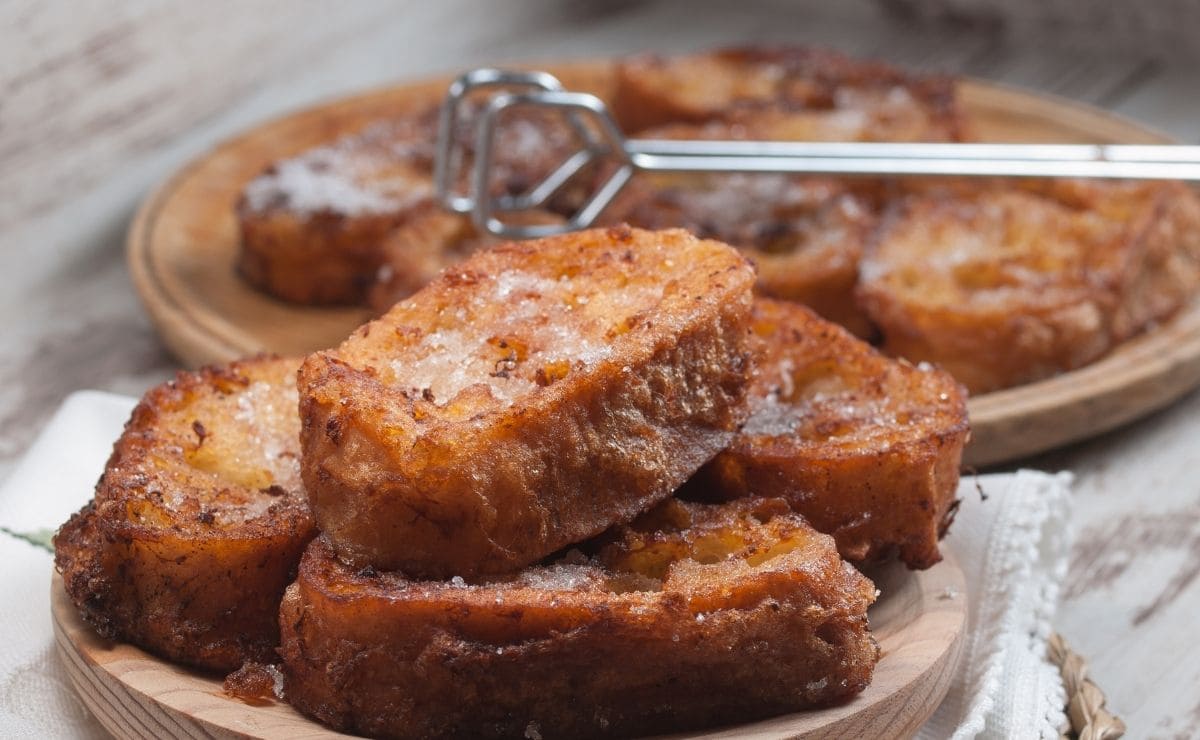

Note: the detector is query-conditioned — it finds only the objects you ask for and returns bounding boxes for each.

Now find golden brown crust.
[237,106,582,306]
[53,357,315,672]
[279,498,878,739]
[601,55,977,338]
[612,46,966,140]
[687,300,969,569]
[238,46,969,315]
[603,174,873,335]
[299,226,756,578]
[365,208,568,314]
[857,179,1200,393]
[600,118,878,336]
[237,116,439,305]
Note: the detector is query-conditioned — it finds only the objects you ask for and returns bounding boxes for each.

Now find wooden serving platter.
[126,60,1200,468]
[53,553,967,740]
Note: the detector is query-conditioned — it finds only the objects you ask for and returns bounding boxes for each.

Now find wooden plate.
[52,552,966,739]
[126,61,1200,467]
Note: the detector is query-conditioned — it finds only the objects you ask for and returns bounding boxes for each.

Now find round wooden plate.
[53,553,966,740]
[126,61,1200,467]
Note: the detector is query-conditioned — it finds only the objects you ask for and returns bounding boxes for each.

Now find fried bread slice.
[688,299,969,569]
[237,115,439,305]
[298,226,756,577]
[612,46,965,140]
[365,207,567,314]
[600,117,878,336]
[237,105,582,305]
[279,497,879,739]
[603,174,874,335]
[857,179,1200,393]
[54,357,314,672]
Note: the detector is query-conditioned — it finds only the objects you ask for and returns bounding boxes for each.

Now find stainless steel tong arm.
[435,68,1200,239]
[626,140,1200,178]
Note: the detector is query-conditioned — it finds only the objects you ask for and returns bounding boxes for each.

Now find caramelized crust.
[237,105,581,305]
[689,300,969,569]
[299,226,756,577]
[612,46,965,140]
[280,498,879,739]
[53,357,315,672]
[858,179,1200,393]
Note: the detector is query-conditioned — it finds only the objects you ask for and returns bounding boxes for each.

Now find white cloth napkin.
[0,391,1072,739]
[0,391,134,740]
[918,470,1073,740]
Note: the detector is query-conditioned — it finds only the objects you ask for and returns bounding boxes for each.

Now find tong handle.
[625,140,1200,179]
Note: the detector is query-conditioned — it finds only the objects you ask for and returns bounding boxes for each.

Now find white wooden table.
[4,1,1198,736]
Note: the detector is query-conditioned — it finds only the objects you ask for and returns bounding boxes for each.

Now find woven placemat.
[1049,632,1126,739]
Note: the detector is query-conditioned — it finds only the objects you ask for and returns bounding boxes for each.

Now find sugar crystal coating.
[298,226,756,577]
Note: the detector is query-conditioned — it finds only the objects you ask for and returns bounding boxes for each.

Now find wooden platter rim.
[52,551,967,740]
[126,60,1200,468]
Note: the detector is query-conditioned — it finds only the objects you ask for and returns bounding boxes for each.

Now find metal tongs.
[435,68,1200,239]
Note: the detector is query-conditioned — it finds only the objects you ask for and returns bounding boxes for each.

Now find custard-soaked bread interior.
[688,300,969,569]
[53,357,315,672]
[858,178,1200,393]
[612,46,965,139]
[238,104,583,305]
[299,226,756,577]
[280,498,879,739]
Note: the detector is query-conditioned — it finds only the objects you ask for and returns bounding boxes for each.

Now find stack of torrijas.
[56,225,969,738]
[50,45,1107,739]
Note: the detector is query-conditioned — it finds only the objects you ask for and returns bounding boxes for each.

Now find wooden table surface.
[4,2,1198,737]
